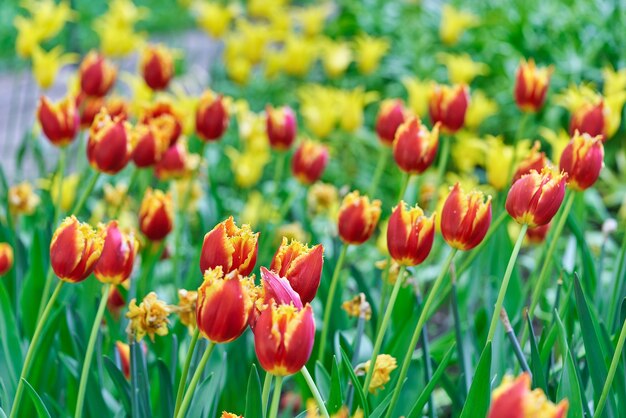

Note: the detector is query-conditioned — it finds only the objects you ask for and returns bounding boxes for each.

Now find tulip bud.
[76,93,104,129]
[37,96,80,146]
[392,116,440,174]
[559,132,604,191]
[139,188,174,241]
[87,109,133,174]
[253,303,315,376]
[270,238,324,304]
[376,99,407,146]
[94,221,138,285]
[196,90,230,141]
[140,44,175,91]
[488,373,568,418]
[0,243,14,276]
[200,216,259,276]
[154,141,192,180]
[512,141,548,183]
[107,286,126,317]
[514,59,552,112]
[291,140,329,184]
[338,191,382,245]
[569,100,606,141]
[141,102,184,145]
[259,267,303,309]
[429,83,469,134]
[115,341,131,379]
[526,223,550,245]
[50,216,104,283]
[506,167,567,227]
[387,202,435,266]
[196,267,257,343]
[266,105,297,150]
[131,121,172,168]
[79,51,117,97]
[441,184,492,251]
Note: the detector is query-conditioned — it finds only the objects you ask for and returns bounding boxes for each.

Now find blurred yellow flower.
[225,149,268,188]
[341,293,371,320]
[282,35,318,77]
[39,172,79,212]
[263,49,285,78]
[240,191,279,227]
[247,0,287,19]
[437,52,488,85]
[235,20,272,65]
[176,289,198,332]
[452,132,485,173]
[94,23,146,57]
[402,77,432,117]
[194,1,235,38]
[170,85,200,136]
[554,82,599,113]
[173,179,202,213]
[275,222,309,245]
[465,90,498,130]
[539,127,570,162]
[14,17,42,58]
[295,4,331,37]
[603,66,626,97]
[267,10,291,41]
[121,73,154,116]
[103,182,129,209]
[307,182,339,217]
[104,0,148,27]
[321,39,352,78]
[439,4,479,45]
[18,0,75,45]
[299,84,338,138]
[9,182,40,216]
[376,219,388,254]
[354,34,389,75]
[32,45,78,89]
[337,87,378,132]
[606,91,626,138]
[485,136,531,190]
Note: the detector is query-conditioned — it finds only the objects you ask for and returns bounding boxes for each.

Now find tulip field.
[2,0,626,417]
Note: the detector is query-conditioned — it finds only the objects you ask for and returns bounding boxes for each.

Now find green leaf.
[369,391,394,418]
[327,357,344,414]
[314,360,331,402]
[0,405,7,418]
[526,315,547,394]
[130,340,152,418]
[157,359,174,418]
[407,344,455,418]
[22,378,51,418]
[459,342,492,418]
[554,312,584,418]
[0,280,20,398]
[103,356,132,416]
[186,374,214,418]
[244,364,262,418]
[340,347,369,417]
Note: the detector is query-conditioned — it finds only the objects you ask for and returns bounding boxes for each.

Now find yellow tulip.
[321,39,352,78]
[14,17,43,58]
[94,21,146,57]
[484,136,531,191]
[465,90,498,130]
[103,0,148,27]
[247,0,287,19]
[298,85,338,139]
[439,4,478,45]
[337,87,378,133]
[282,35,318,77]
[263,49,286,78]
[451,132,486,173]
[603,66,626,97]
[20,0,75,41]
[120,73,154,116]
[295,4,331,37]
[354,34,389,75]
[437,52,488,84]
[554,82,599,113]
[32,45,78,89]
[226,148,270,188]
[539,127,570,162]
[240,191,279,227]
[170,85,200,136]
[402,76,432,117]
[194,1,235,38]
[43,173,79,212]
[605,91,626,138]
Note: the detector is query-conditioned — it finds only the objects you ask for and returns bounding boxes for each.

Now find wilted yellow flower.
[603,66,626,97]
[356,354,397,394]
[283,35,318,76]
[307,182,339,217]
[32,45,78,89]
[321,39,352,78]
[539,127,571,162]
[194,1,235,38]
[126,292,171,341]
[439,4,479,45]
[275,222,309,244]
[341,293,371,320]
[240,191,279,227]
[296,4,331,37]
[337,87,378,132]
[299,84,338,138]
[177,289,197,332]
[465,90,498,130]
[402,77,432,117]
[354,34,389,75]
[437,52,488,85]
[9,182,40,216]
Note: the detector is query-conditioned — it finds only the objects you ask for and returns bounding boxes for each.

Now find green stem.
[318,243,349,362]
[486,223,528,343]
[71,171,101,215]
[456,211,508,277]
[10,280,64,418]
[506,113,529,184]
[173,328,200,417]
[270,151,286,203]
[137,241,165,299]
[593,318,626,418]
[385,249,457,418]
[175,341,216,418]
[375,260,391,333]
[301,366,329,418]
[609,229,626,330]
[268,376,284,418]
[261,372,273,418]
[75,283,111,418]
[363,266,407,394]
[52,147,67,223]
[451,276,469,397]
[428,134,451,213]
[112,167,140,220]
[368,148,389,197]
[397,172,411,203]
[36,268,55,320]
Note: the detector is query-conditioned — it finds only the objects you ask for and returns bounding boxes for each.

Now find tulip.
[87,110,133,174]
[50,216,104,283]
[115,341,131,379]
[196,90,230,141]
[200,216,259,276]
[559,131,604,191]
[270,237,324,304]
[506,167,567,227]
[106,96,130,121]
[76,93,104,129]
[37,95,80,146]
[337,191,382,245]
[140,44,175,91]
[512,141,549,183]
[154,142,191,180]
[387,202,435,266]
[127,292,172,341]
[141,102,183,145]
[131,121,172,168]
[392,116,440,174]
[526,223,550,245]
[79,51,117,97]
[291,140,329,184]
[196,267,257,343]
[354,34,390,75]
[488,373,568,418]
[0,243,14,276]
[439,5,478,46]
[514,59,553,112]
[569,100,606,141]
[429,83,469,134]
[266,105,297,150]
[441,183,492,251]
[376,99,407,146]
[139,188,174,241]
[94,221,138,285]
[259,267,303,309]
[107,286,126,318]
[253,303,315,375]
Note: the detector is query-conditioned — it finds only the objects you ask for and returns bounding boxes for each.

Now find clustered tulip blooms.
[387,202,435,266]
[79,51,117,98]
[428,83,469,133]
[488,373,568,418]
[131,120,172,167]
[337,191,382,245]
[87,109,134,174]
[392,116,440,174]
[94,221,138,285]
[559,131,604,191]
[266,105,297,150]
[200,216,259,276]
[291,140,329,184]
[140,44,175,91]
[441,183,492,251]
[141,101,184,145]
[0,242,14,276]
[196,90,230,141]
[375,99,407,145]
[37,95,80,146]
[139,188,174,241]
[514,59,553,112]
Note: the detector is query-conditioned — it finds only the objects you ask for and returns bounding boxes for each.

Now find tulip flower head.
[140,44,175,91]
[526,223,550,245]
[506,167,567,227]
[270,237,324,304]
[50,216,104,283]
[87,109,134,174]
[376,99,407,146]
[141,101,184,145]
[196,267,257,343]
[177,289,198,332]
[139,188,174,241]
[258,267,303,310]
[79,51,117,97]
[559,131,604,191]
[196,90,230,141]
[354,34,390,75]
[200,217,259,276]
[0,243,14,276]
[488,373,568,418]
[439,5,478,46]
[253,303,315,376]
[512,141,549,183]
[37,95,80,146]
[387,202,436,266]
[569,99,607,141]
[392,116,440,174]
[266,105,297,150]
[514,59,553,112]
[154,141,195,180]
[126,292,171,341]
[131,120,172,167]
[338,191,382,245]
[94,221,138,285]
[9,182,40,216]
[291,140,329,184]
[429,83,469,134]
[356,354,398,394]
[108,286,126,318]
[441,184,492,251]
